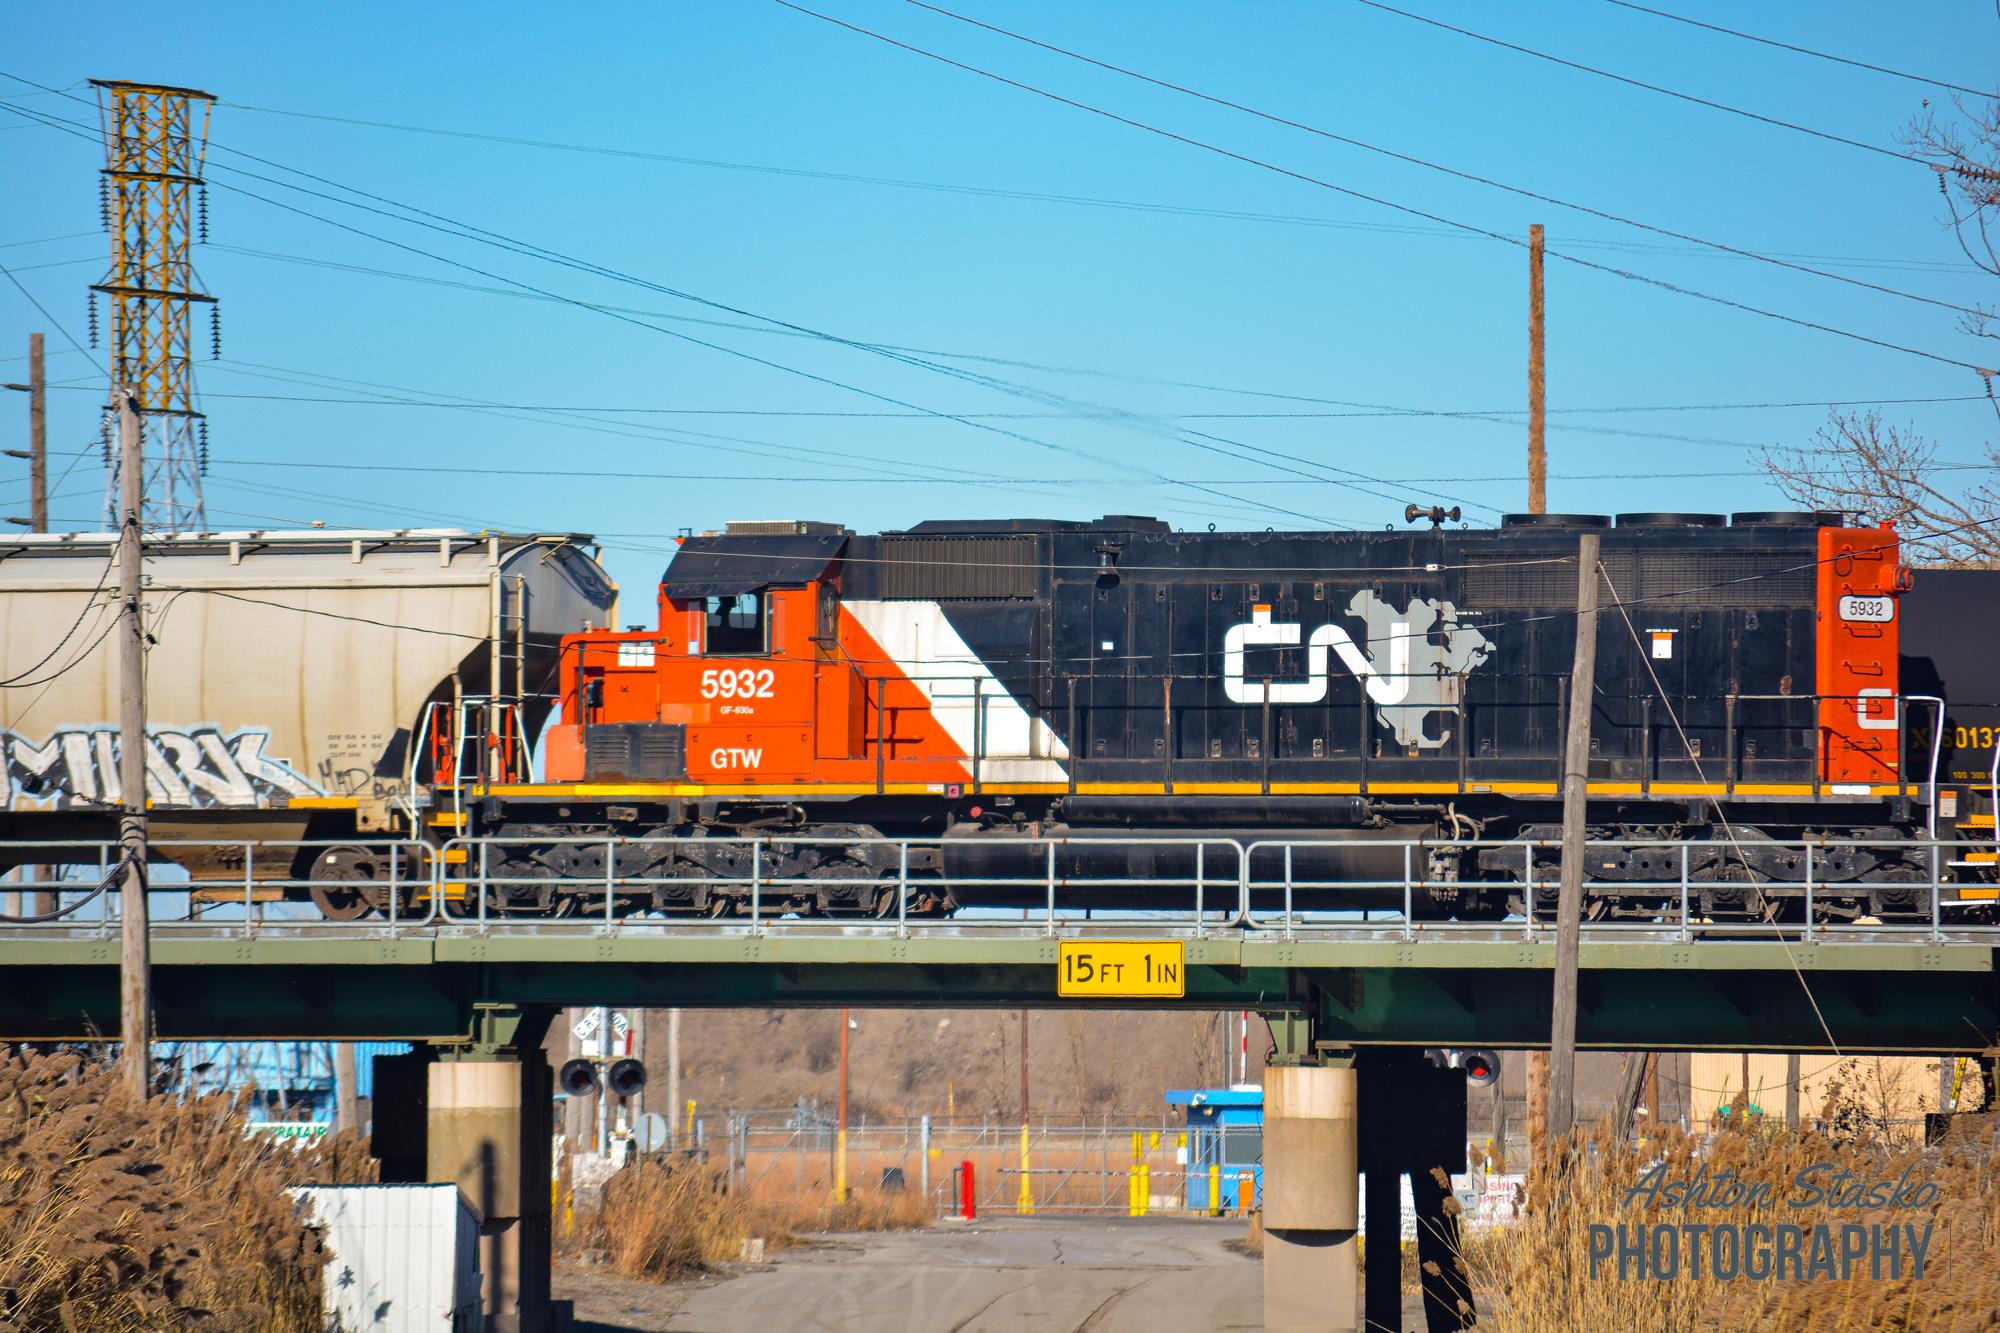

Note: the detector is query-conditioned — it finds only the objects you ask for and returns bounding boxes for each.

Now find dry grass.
[571,1159,932,1283]
[0,1044,375,1332]
[1463,1109,2000,1330]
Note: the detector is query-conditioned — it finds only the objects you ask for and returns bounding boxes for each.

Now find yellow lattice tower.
[91,79,216,532]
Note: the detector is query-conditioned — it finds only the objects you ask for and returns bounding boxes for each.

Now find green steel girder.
[0,934,1988,1052]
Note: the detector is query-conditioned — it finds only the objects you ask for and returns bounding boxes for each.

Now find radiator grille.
[876,536,1039,600]
[1461,550,1811,610]
[584,723,687,782]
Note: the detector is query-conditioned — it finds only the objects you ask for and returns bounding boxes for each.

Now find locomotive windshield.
[703,593,767,655]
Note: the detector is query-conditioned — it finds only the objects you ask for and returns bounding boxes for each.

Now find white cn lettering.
[708,747,765,769]
[1222,621,1411,706]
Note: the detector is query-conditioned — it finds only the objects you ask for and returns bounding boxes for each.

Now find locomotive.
[453,510,1998,923]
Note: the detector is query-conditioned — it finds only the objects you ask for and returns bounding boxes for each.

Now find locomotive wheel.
[308,846,381,921]
[309,881,370,921]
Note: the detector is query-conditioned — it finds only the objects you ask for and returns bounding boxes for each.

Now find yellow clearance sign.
[1056,940,1186,998]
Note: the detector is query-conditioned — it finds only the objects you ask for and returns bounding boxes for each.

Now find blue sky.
[3,1,1995,596]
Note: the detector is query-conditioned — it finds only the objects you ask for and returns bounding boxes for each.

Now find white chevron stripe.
[845,599,1070,783]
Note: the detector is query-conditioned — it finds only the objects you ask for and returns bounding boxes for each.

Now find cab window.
[704,592,767,655]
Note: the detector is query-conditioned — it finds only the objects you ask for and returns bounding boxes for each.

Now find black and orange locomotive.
[456,510,1999,921]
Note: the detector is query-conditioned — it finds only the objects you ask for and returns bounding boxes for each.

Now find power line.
[0,257,97,362]
[141,452,1991,486]
[196,245,1986,431]
[771,2,1996,378]
[40,380,1875,448]
[0,95,1204,498]
[0,87,1808,513]
[1348,0,1933,169]
[1598,0,1996,99]
[0,230,100,250]
[903,0,1987,320]
[214,100,1975,274]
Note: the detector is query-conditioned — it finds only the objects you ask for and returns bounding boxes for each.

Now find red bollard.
[959,1159,977,1220]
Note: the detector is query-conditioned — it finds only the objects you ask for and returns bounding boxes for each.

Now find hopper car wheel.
[308,846,382,922]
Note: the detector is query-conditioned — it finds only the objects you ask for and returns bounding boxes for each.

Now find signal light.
[1460,1050,1500,1087]
[607,1058,647,1097]
[558,1059,600,1097]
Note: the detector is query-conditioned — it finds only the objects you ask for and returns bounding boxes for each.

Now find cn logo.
[1222,592,1493,749]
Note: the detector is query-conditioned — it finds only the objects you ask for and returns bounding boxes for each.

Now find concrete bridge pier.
[372,1005,561,1333]
[1262,1057,1360,1333]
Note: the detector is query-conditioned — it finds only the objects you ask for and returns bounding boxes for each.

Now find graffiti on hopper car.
[3,725,324,809]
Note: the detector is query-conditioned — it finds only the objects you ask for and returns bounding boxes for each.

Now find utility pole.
[3,333,47,531]
[27,333,43,532]
[1,333,47,921]
[666,1008,681,1147]
[1527,223,1547,514]
[116,389,151,1098]
[1545,531,1600,1149]
[334,1042,359,1135]
[1019,1010,1030,1125]
[836,1009,850,1204]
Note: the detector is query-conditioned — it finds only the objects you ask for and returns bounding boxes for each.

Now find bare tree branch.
[1763,82,2000,554]
[1760,413,2000,565]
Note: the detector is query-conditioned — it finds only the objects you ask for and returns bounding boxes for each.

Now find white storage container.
[290,1184,481,1332]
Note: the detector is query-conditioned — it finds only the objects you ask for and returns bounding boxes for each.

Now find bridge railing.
[1240,836,1959,943]
[0,838,438,935]
[1,834,1989,943]
[431,834,1246,936]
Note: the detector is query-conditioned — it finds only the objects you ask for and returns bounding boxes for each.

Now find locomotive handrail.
[430,833,1244,937]
[1237,833,1968,944]
[2,833,1989,945]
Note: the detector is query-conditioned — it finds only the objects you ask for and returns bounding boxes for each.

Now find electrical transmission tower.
[91,80,216,532]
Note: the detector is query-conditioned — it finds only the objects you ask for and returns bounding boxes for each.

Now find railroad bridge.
[3,837,1996,1333]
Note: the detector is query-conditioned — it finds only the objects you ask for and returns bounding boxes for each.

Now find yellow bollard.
[1149,1130,1161,1149]
[1016,1123,1035,1215]
[1208,1161,1221,1217]
[1138,1162,1150,1215]
[836,1126,849,1205]
[1128,1131,1144,1216]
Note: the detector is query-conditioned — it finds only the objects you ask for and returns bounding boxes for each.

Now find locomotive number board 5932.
[1056,941,1186,998]
[1837,595,1894,623]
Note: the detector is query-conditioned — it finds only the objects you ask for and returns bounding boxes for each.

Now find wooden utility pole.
[666,1008,682,1147]
[1019,1010,1030,1125]
[25,334,51,918]
[1527,224,1547,514]
[116,389,151,1098]
[1545,531,1600,1148]
[334,1042,359,1134]
[1788,1053,1803,1128]
[27,334,44,532]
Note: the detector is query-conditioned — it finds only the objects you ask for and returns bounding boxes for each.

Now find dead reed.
[1462,1110,2000,1331]
[571,1158,931,1283]
[0,1045,374,1332]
